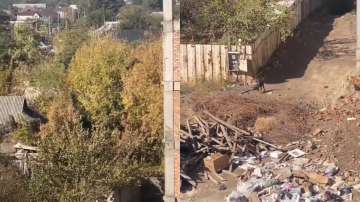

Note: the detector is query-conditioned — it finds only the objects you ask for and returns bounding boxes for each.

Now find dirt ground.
[180,9,359,202]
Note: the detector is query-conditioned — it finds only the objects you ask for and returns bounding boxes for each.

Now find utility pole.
[163,0,180,202]
[357,0,360,71]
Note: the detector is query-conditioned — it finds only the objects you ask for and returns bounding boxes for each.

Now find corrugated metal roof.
[0,96,26,125]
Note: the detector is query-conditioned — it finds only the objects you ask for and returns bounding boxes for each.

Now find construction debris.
[180,111,356,201]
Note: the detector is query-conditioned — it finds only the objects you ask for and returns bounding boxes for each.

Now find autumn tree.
[67,37,132,129]
[121,41,163,164]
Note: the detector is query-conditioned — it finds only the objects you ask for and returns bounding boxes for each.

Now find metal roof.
[0,96,26,125]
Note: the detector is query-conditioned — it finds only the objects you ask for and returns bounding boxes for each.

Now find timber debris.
[180,111,358,201]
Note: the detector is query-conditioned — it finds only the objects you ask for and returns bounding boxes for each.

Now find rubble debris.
[270,151,283,159]
[347,117,356,121]
[181,111,283,189]
[226,191,248,202]
[204,153,230,173]
[287,149,305,158]
[181,111,357,202]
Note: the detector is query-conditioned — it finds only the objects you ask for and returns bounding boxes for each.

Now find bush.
[53,30,89,67]
[0,69,11,95]
[68,37,133,129]
[121,41,163,164]
[30,120,119,201]
[31,106,160,201]
[13,120,38,145]
[0,155,30,201]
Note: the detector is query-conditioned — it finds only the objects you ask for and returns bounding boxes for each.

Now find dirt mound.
[182,93,311,146]
[193,94,274,129]
[254,116,278,134]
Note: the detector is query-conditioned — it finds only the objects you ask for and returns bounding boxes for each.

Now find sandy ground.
[180,9,359,202]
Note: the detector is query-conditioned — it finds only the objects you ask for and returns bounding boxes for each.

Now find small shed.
[0,96,41,130]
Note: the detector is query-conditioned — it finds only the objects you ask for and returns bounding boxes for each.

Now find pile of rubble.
[180,111,359,201]
[226,155,358,201]
[181,111,280,186]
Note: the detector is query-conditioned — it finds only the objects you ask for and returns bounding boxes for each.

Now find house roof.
[0,96,26,124]
[17,9,57,18]
[13,4,47,9]
[17,10,42,17]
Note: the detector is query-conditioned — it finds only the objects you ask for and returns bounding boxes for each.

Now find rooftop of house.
[13,3,47,9]
[0,96,27,125]
[17,9,58,18]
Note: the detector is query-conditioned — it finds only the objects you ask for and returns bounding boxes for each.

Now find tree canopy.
[117,4,162,32]
[53,29,89,67]
[181,0,290,44]
[121,41,163,164]
[11,25,41,68]
[0,11,11,64]
[67,38,132,129]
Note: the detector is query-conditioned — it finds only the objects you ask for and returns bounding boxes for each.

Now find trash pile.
[226,155,358,202]
[180,111,359,201]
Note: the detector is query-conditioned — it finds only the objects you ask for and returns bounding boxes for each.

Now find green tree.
[181,0,290,44]
[143,0,162,10]
[0,11,10,64]
[53,29,89,67]
[77,0,125,27]
[117,5,161,31]
[11,25,41,68]
[133,0,162,10]
[67,38,132,129]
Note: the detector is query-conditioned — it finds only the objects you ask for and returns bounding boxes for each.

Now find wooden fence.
[181,0,327,83]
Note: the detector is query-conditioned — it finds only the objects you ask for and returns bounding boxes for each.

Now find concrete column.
[163,0,176,202]
[357,0,360,71]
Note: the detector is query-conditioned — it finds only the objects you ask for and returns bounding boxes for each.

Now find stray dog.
[254,75,266,93]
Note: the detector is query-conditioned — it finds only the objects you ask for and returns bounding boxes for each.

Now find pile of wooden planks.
[180,111,282,188]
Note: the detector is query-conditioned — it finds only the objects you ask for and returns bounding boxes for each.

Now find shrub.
[0,69,11,95]
[0,155,30,201]
[67,37,133,129]
[121,41,163,164]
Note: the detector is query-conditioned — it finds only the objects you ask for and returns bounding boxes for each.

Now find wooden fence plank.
[212,45,221,81]
[180,44,188,82]
[195,44,204,81]
[204,45,213,80]
[220,45,227,80]
[187,44,196,82]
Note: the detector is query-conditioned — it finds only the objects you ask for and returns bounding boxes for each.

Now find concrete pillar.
[357,0,360,71]
[163,0,176,202]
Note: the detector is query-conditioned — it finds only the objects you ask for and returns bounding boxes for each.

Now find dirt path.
[264,10,356,105]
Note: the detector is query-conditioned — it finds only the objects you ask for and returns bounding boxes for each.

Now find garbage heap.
[226,156,356,202]
[180,111,358,201]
